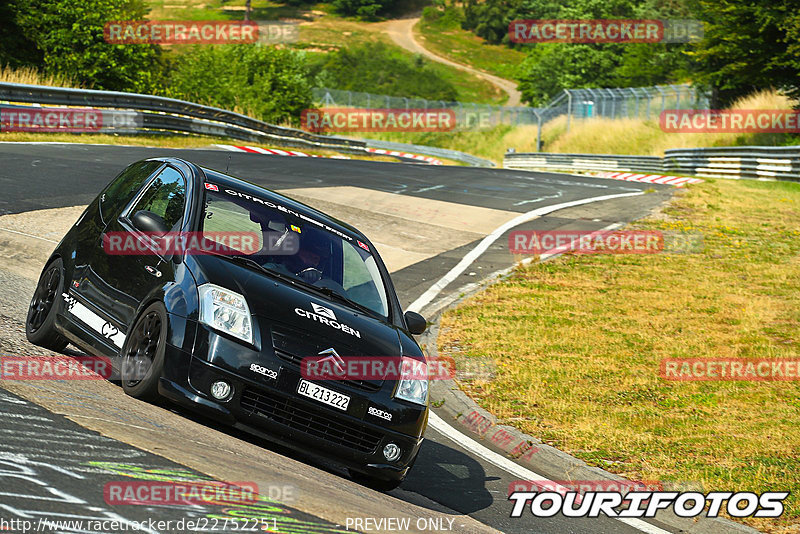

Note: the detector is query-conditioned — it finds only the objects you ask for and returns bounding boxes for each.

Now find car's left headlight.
[198,284,253,345]
[395,356,429,406]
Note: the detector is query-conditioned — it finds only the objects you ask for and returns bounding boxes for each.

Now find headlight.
[198,284,253,345]
[395,356,429,406]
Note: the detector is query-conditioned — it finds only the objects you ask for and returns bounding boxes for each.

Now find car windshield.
[202,186,390,318]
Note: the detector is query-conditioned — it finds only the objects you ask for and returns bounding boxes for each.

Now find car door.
[83,165,189,347]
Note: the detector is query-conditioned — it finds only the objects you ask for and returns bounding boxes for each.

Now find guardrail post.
[536,112,543,152]
[566,90,572,132]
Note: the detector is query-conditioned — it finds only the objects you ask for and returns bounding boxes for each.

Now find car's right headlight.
[198,284,253,345]
[395,356,429,406]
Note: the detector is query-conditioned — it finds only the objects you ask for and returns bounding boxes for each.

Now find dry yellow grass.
[439,178,800,533]
[377,90,797,163]
[0,65,81,88]
[540,89,795,155]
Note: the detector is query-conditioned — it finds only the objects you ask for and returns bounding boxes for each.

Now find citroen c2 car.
[26,157,429,490]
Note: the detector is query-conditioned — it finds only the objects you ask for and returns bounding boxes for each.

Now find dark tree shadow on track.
[402,438,497,514]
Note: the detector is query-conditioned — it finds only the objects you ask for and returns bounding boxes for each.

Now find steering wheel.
[296,267,323,284]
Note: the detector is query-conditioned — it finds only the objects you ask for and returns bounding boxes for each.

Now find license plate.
[297,379,350,411]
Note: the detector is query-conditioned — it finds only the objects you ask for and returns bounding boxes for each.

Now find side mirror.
[131,210,170,236]
[404,311,427,335]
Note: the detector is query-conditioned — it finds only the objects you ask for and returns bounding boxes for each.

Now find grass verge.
[438,179,800,533]
[0,132,398,162]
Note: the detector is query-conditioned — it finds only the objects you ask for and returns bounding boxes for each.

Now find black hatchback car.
[26,157,429,489]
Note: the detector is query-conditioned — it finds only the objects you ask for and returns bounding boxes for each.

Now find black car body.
[26,157,429,488]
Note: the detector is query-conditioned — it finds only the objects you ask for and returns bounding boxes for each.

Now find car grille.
[240,387,383,453]
[273,348,381,392]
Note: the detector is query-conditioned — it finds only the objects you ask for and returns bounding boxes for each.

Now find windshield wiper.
[209,253,380,317]
[208,253,298,285]
[310,285,377,317]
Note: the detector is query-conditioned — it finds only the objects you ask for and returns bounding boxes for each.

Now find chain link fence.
[312,85,710,149]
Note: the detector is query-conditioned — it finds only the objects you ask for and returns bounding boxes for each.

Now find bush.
[312,42,458,101]
[332,0,398,19]
[166,45,316,125]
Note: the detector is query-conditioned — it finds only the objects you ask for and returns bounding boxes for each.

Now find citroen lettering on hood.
[295,303,361,338]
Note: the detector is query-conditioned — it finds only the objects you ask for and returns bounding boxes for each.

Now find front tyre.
[348,470,403,492]
[348,450,418,492]
[121,302,168,402]
[26,258,69,351]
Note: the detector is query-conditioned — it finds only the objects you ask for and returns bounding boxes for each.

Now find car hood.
[188,255,404,376]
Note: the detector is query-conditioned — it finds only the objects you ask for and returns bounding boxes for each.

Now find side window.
[129,166,187,230]
[342,243,372,291]
[100,161,163,222]
[202,193,264,254]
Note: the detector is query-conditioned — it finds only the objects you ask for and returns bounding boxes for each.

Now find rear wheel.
[121,302,168,402]
[26,258,69,351]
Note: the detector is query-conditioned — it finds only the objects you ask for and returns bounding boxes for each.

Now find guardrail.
[0,82,494,167]
[504,152,663,174]
[664,147,800,180]
[504,148,800,182]
[0,82,366,151]
[364,139,495,168]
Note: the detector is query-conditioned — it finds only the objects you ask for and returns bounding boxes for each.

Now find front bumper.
[158,324,427,481]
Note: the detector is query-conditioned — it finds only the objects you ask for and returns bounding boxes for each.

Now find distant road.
[383,16,523,107]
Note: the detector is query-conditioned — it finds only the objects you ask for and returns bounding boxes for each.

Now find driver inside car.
[282,229,331,282]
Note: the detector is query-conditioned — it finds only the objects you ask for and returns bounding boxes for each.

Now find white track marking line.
[428,412,572,492]
[0,227,59,243]
[416,189,675,533]
[429,413,672,533]
[407,191,644,313]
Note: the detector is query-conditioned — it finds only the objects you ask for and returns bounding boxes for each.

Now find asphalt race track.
[0,142,678,534]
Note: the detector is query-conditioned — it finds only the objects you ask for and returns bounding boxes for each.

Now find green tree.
[331,0,394,19]
[0,1,42,67]
[10,0,161,92]
[518,44,622,105]
[465,0,697,104]
[689,0,800,105]
[166,45,315,125]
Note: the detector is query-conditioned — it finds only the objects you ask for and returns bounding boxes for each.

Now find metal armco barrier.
[504,152,663,174]
[365,139,495,168]
[664,147,800,181]
[0,82,365,151]
[0,82,493,166]
[505,148,800,182]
